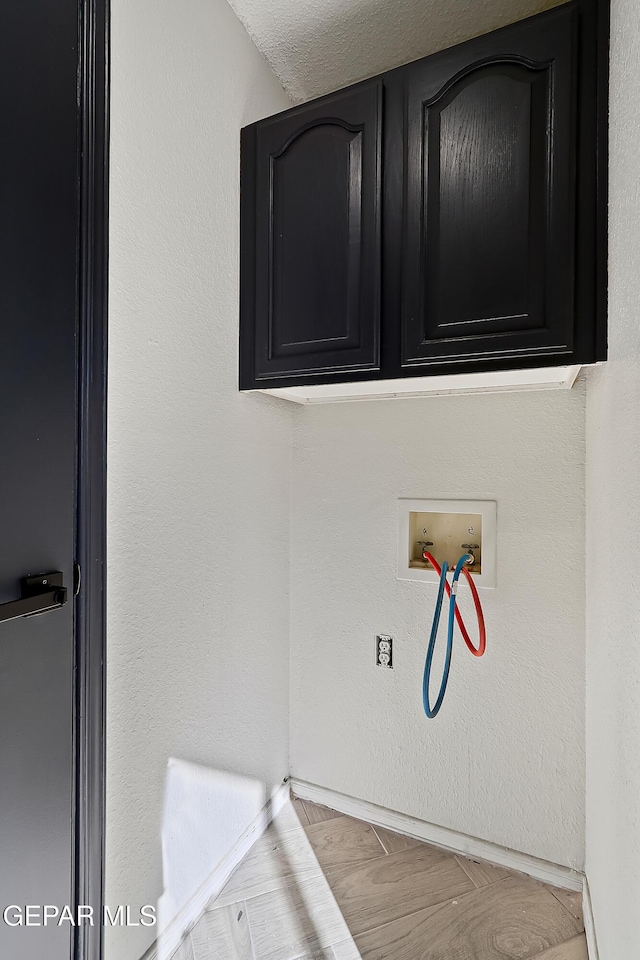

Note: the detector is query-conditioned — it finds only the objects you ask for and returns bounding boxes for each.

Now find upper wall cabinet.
[240,0,608,396]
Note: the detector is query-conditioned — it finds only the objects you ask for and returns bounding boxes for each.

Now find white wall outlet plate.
[397,499,497,589]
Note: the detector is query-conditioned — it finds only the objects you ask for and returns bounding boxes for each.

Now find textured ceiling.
[227,0,565,103]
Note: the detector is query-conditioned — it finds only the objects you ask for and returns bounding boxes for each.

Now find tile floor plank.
[171,801,587,960]
[351,875,582,960]
[212,808,323,907]
[191,901,254,960]
[279,803,318,834]
[246,873,351,960]
[169,936,196,960]
[291,950,335,960]
[324,844,474,936]
[547,887,584,927]
[372,826,425,855]
[301,800,346,825]
[454,855,511,888]
[305,816,386,871]
[331,939,363,960]
[530,935,589,959]
[293,798,311,825]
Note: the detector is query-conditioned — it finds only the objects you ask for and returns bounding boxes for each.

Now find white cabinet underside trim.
[252,365,582,404]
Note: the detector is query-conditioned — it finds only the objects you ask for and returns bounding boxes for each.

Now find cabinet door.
[243,83,382,384]
[401,3,578,368]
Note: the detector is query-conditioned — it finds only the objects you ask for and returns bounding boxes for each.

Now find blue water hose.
[422,553,472,718]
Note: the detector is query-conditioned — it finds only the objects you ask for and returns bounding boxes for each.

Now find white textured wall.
[107,1,291,957]
[291,386,587,868]
[585,0,640,955]
[228,0,564,101]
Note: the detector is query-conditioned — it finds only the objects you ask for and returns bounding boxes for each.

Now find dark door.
[240,81,382,385]
[0,3,106,958]
[401,3,578,368]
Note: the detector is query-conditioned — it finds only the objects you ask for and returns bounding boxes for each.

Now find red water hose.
[422,551,486,657]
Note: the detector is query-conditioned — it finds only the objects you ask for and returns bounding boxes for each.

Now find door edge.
[75,1,109,958]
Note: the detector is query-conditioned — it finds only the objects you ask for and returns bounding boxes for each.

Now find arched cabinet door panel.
[401,3,579,367]
[242,82,382,384]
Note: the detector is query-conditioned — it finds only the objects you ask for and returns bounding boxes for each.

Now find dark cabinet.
[240,0,608,392]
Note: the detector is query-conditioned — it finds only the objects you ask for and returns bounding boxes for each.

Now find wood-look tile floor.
[170,797,588,960]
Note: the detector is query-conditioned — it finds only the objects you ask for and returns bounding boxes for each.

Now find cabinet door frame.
[241,82,382,386]
[401,2,579,369]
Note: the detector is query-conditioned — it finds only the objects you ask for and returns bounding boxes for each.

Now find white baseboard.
[141,780,291,960]
[290,778,584,894]
[582,878,600,960]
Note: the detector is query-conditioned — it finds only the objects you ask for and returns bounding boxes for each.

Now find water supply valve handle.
[461,544,480,565]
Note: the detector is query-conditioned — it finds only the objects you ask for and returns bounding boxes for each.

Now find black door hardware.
[0,572,68,624]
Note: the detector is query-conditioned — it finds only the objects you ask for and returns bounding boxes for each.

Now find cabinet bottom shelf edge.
[247,364,591,404]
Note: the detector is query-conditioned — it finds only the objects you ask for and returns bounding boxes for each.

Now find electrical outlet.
[376,635,393,668]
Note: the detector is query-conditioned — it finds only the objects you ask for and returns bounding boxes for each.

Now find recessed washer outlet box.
[397,499,497,589]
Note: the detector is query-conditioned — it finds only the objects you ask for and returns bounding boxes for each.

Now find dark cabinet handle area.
[0,572,68,625]
[239,0,609,395]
